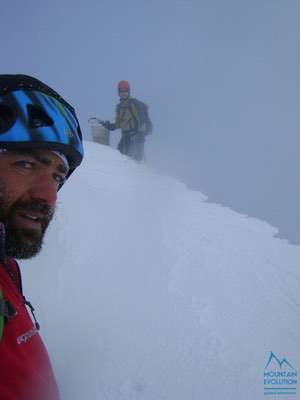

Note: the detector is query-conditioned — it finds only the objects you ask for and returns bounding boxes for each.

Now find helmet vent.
[27,104,53,128]
[0,104,16,134]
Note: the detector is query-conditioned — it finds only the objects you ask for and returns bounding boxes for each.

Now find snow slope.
[22,141,300,400]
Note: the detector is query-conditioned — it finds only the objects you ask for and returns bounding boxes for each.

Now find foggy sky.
[1,0,299,244]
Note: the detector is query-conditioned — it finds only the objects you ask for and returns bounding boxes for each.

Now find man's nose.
[28,175,57,207]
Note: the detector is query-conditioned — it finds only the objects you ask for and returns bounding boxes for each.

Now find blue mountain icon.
[265,352,295,370]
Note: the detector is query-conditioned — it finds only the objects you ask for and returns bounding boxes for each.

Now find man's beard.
[0,190,54,259]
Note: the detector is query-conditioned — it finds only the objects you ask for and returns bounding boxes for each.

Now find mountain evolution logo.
[264,352,298,397]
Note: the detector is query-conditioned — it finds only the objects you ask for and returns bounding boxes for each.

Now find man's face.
[119,89,129,100]
[0,149,68,259]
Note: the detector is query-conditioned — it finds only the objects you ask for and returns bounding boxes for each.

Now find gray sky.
[1,0,299,244]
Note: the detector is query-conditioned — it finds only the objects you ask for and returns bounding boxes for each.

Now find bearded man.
[0,74,84,400]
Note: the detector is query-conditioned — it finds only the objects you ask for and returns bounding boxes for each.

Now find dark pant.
[118,132,145,161]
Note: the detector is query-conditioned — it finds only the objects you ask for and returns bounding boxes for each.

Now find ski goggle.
[0,90,83,173]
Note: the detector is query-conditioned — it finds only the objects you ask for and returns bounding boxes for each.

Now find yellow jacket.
[114,97,147,134]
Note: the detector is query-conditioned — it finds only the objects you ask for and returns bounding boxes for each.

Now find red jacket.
[0,258,60,400]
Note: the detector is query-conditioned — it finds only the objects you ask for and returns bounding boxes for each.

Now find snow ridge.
[23,141,300,400]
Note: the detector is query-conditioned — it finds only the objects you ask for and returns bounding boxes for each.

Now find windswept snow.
[22,141,300,400]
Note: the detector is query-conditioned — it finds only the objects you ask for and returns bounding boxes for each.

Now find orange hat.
[117,80,130,91]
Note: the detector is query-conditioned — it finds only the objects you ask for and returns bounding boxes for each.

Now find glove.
[101,120,110,129]
[102,120,116,131]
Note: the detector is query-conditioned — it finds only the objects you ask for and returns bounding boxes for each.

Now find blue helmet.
[0,74,84,179]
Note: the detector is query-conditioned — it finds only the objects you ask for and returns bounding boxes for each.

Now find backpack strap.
[0,222,7,265]
[129,98,144,132]
[0,290,16,340]
[0,296,16,319]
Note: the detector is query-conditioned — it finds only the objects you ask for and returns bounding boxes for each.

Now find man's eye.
[54,174,66,185]
[15,160,36,169]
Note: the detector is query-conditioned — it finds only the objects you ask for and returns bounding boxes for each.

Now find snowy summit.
[23,141,300,400]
